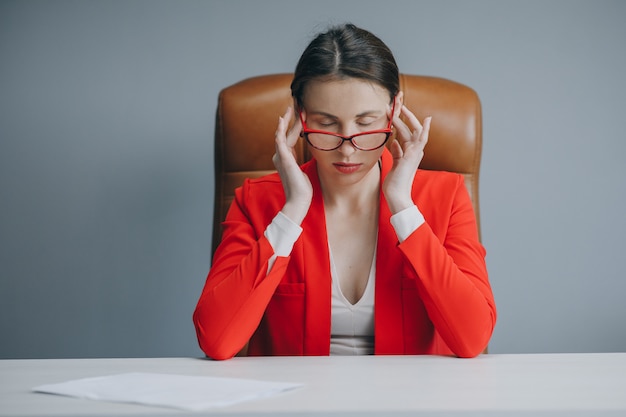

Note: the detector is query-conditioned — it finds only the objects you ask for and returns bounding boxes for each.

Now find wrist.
[282,200,310,225]
[385,194,414,216]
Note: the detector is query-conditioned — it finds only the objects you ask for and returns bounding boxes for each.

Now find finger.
[393,93,403,119]
[275,107,296,142]
[286,109,302,148]
[275,115,287,145]
[418,116,432,146]
[275,114,294,164]
[388,139,403,161]
[273,130,293,172]
[387,93,403,119]
[392,106,412,141]
[274,109,301,167]
[275,107,301,148]
[400,105,423,134]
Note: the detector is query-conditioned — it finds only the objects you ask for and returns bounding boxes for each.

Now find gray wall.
[1,0,624,359]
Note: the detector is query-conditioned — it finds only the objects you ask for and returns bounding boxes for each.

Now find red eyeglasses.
[298,100,395,151]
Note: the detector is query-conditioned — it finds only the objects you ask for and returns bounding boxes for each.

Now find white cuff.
[264,211,302,256]
[390,205,425,243]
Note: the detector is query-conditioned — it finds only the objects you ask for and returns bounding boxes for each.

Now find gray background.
[1,0,624,359]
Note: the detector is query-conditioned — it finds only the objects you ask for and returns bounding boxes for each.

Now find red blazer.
[194,149,496,360]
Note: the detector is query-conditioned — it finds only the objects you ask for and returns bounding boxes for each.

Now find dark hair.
[291,23,399,106]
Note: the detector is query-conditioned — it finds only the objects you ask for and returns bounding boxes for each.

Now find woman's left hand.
[382,98,431,215]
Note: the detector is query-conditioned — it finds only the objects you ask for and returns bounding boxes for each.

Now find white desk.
[1,353,625,416]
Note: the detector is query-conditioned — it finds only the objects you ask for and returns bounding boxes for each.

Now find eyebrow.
[307,110,384,119]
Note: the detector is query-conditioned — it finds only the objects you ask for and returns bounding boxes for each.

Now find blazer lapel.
[301,160,332,355]
[374,149,405,354]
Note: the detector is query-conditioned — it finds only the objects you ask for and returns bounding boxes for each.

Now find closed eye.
[357,116,382,127]
[319,121,336,127]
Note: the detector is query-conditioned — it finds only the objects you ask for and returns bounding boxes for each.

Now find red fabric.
[193,149,496,360]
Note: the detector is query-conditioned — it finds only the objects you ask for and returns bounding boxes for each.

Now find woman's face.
[300,78,393,188]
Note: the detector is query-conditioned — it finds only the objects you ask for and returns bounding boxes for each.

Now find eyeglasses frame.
[297,99,396,151]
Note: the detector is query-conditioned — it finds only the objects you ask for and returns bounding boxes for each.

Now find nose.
[336,124,360,154]
[336,137,358,156]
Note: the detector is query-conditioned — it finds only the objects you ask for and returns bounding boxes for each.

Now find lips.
[333,162,362,174]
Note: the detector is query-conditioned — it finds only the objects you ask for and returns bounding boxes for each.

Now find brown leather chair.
[212,73,483,254]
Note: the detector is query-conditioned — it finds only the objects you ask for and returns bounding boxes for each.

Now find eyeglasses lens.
[307,132,388,151]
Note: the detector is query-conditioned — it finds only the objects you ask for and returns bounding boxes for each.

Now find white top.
[328,245,376,355]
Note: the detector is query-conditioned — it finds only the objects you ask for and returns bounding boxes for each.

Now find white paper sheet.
[33,372,303,411]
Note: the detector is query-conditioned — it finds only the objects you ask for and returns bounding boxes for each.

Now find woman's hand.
[383,97,432,215]
[272,107,313,225]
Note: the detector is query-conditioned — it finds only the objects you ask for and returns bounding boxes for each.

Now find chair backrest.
[213,73,483,254]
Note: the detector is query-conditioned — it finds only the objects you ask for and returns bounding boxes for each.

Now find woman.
[193,23,496,360]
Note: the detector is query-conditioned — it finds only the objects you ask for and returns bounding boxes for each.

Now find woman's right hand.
[272,107,313,225]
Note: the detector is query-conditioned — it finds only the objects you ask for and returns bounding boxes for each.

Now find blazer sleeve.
[193,180,288,360]
[397,174,496,357]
